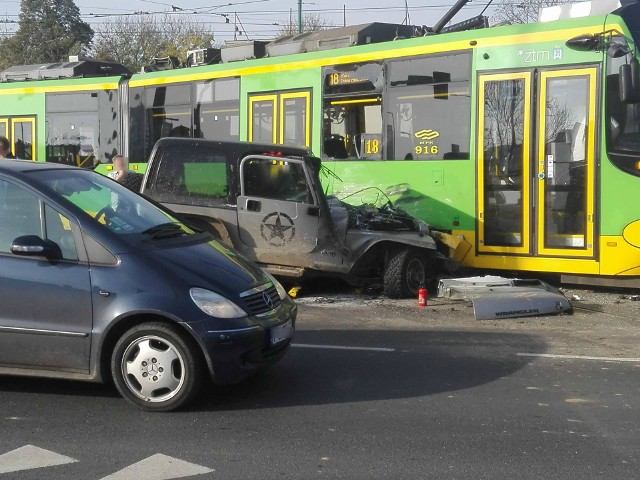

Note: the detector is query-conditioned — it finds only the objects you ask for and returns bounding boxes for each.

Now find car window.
[31,169,184,237]
[149,145,229,202]
[242,158,312,203]
[0,179,42,253]
[44,204,78,261]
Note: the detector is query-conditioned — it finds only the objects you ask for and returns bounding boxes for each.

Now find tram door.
[477,67,597,258]
[536,69,596,258]
[0,116,37,160]
[248,90,312,148]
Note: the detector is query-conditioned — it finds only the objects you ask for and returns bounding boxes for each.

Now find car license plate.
[270,320,294,345]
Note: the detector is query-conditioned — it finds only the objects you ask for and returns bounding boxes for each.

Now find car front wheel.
[111,322,203,412]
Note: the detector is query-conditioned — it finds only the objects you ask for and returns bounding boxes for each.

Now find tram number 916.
[415,145,439,155]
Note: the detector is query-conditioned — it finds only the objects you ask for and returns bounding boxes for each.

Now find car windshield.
[30,169,190,237]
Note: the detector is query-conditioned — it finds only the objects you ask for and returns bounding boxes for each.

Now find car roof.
[0,159,78,175]
[154,138,311,156]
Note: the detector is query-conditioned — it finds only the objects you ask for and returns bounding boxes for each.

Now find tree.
[491,0,565,25]
[3,0,93,66]
[92,15,215,72]
[0,21,14,71]
[277,13,330,38]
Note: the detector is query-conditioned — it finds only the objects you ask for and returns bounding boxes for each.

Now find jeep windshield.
[30,169,197,240]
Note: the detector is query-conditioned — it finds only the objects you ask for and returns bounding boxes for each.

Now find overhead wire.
[0,0,498,39]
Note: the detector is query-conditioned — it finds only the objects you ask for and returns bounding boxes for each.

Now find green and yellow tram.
[1,1,640,286]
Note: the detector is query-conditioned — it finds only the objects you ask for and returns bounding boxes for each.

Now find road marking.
[293,343,395,352]
[518,353,640,363]
[0,445,77,474]
[100,454,213,480]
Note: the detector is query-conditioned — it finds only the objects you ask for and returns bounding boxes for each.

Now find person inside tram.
[108,155,134,184]
[0,136,16,159]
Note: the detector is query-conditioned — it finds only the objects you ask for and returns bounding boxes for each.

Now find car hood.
[140,237,269,297]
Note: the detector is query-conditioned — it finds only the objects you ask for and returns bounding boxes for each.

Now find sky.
[0,0,498,41]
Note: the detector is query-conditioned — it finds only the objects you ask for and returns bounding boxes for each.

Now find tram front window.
[322,100,382,160]
[607,53,640,175]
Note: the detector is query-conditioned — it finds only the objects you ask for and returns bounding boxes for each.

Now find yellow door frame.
[279,91,312,147]
[477,72,532,255]
[536,68,597,258]
[248,94,277,144]
[10,117,37,160]
[0,118,8,138]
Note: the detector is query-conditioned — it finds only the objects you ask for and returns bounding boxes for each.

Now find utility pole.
[298,0,303,33]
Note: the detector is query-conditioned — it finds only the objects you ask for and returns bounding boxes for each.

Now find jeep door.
[236,156,320,256]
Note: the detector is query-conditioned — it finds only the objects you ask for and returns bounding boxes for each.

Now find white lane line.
[293,343,395,352]
[518,353,640,363]
[0,445,78,474]
[100,454,213,480]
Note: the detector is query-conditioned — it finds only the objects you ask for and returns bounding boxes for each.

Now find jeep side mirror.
[10,235,60,259]
[619,59,640,104]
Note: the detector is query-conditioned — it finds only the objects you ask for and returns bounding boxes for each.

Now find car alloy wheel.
[121,335,186,403]
[111,322,202,411]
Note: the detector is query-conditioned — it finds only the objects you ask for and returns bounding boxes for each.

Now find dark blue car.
[0,160,295,411]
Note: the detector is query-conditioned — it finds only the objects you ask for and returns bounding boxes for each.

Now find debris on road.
[437,276,572,320]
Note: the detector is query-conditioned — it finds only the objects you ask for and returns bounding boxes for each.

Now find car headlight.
[190,288,247,318]
[263,270,289,301]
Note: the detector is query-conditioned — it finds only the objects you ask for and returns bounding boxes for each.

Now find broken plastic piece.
[437,275,572,320]
[288,286,302,298]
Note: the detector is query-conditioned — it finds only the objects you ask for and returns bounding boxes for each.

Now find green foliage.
[92,15,215,72]
[3,0,93,66]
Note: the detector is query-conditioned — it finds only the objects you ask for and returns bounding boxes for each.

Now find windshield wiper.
[142,222,188,239]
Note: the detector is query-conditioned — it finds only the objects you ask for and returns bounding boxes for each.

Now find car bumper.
[198,301,296,384]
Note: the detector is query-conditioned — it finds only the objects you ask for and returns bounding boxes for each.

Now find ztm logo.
[415,129,440,141]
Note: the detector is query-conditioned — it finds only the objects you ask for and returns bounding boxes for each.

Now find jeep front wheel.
[383,249,429,299]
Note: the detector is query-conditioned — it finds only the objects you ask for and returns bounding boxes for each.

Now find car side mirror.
[10,235,60,259]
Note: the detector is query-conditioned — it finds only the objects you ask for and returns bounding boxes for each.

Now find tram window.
[144,84,192,159]
[46,91,118,166]
[145,85,191,107]
[12,121,34,160]
[606,55,640,176]
[282,97,307,146]
[194,78,240,142]
[322,100,382,160]
[386,52,471,161]
[99,90,120,164]
[482,78,527,247]
[48,92,98,112]
[324,62,383,96]
[46,112,98,167]
[129,87,145,165]
[0,121,6,138]
[252,100,276,143]
[543,76,590,249]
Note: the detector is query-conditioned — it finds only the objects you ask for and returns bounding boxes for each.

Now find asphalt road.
[0,293,639,479]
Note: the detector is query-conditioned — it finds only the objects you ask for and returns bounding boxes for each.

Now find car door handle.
[247,199,261,212]
[307,206,320,217]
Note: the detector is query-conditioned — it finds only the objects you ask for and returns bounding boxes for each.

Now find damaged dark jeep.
[141,138,455,298]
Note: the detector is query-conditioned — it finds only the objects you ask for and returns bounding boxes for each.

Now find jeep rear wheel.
[383,249,430,299]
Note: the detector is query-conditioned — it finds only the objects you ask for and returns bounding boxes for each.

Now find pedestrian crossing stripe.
[0,446,213,479]
[0,445,78,474]
[99,453,214,479]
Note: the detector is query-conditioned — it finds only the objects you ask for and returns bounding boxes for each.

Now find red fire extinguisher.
[418,285,428,307]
